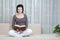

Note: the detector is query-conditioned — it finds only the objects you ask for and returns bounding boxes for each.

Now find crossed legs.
[8,29,32,37]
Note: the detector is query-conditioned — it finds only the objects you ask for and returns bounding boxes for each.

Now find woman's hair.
[16,4,24,13]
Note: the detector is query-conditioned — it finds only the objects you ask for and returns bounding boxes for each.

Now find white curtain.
[0,0,60,34]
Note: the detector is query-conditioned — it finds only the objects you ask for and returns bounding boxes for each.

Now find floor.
[0,34,60,40]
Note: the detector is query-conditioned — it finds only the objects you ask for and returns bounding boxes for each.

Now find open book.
[14,25,26,27]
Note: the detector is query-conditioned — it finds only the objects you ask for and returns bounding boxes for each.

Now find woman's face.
[18,7,22,13]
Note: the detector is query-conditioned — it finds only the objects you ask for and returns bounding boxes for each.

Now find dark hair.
[16,4,24,13]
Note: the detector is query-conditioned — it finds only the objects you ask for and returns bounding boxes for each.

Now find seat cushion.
[0,23,41,35]
[28,24,41,35]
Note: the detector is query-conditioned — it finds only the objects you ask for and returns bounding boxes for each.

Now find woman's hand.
[16,28,23,33]
[16,29,20,32]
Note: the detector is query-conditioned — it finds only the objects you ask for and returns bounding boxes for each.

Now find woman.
[8,4,32,37]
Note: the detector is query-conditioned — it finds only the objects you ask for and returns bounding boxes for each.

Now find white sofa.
[0,23,60,40]
[0,23,41,36]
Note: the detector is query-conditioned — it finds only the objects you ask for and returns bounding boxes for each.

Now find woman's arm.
[12,15,16,29]
[25,14,28,29]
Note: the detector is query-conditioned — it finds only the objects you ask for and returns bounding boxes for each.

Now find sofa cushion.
[28,24,41,35]
[0,23,41,35]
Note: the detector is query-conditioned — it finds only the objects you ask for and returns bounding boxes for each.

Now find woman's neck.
[16,13,24,18]
[17,13,23,15]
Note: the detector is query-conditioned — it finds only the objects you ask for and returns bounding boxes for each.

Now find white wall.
[0,0,60,34]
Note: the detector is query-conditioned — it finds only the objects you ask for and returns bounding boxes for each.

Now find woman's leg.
[8,29,32,37]
[8,30,21,37]
[19,29,32,37]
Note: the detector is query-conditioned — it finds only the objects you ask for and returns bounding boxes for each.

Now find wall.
[0,0,60,34]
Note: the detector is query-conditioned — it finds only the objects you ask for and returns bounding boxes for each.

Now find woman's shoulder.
[24,14,27,16]
[14,14,16,16]
[13,14,16,18]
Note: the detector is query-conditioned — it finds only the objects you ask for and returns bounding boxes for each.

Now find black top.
[12,14,28,28]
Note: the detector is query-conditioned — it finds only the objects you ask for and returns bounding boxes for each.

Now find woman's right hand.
[16,29,20,32]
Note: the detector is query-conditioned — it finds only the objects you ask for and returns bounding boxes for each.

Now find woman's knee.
[8,30,15,35]
[26,29,32,34]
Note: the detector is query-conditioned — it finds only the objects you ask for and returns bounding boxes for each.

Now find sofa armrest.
[0,23,41,35]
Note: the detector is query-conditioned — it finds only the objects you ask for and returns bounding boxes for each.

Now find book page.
[14,25,25,27]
